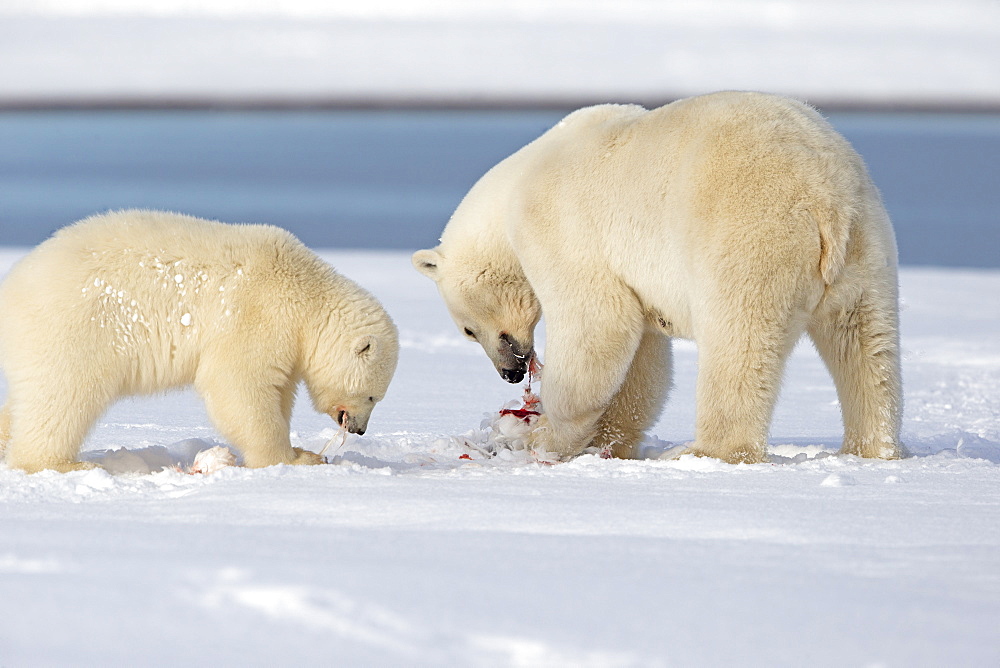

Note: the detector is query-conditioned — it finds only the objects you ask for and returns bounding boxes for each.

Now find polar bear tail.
[811,152,863,286]
[816,203,851,286]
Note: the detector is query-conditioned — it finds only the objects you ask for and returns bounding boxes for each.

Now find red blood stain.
[499,408,541,421]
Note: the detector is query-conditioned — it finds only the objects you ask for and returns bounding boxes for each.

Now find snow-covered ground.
[1,248,998,666]
[1,0,998,106]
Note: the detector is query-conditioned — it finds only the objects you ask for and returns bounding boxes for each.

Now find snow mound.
[82,438,239,475]
[955,432,1000,463]
[189,446,238,474]
[821,472,859,487]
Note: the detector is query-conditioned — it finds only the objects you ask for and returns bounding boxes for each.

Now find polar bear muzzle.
[497,332,532,384]
[332,409,368,436]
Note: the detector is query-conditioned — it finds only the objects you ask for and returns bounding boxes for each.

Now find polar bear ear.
[353,335,377,358]
[412,249,442,280]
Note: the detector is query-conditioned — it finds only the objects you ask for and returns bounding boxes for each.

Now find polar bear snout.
[497,332,533,384]
[333,408,368,435]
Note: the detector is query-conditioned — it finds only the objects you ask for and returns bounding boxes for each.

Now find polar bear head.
[412,247,540,384]
[304,314,399,436]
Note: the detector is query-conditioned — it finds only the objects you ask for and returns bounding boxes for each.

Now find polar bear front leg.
[589,327,672,458]
[197,367,315,468]
[528,282,646,459]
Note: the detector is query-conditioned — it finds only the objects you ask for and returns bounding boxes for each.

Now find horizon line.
[2,94,999,114]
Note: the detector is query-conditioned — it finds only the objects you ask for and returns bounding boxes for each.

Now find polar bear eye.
[463,327,477,340]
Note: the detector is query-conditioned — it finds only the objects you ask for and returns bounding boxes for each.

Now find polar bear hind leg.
[4,379,107,473]
[808,280,902,459]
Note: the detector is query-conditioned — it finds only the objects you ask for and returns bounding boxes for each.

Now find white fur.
[414,91,902,464]
[0,210,399,473]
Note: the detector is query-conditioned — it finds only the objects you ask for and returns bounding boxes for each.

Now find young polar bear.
[0,210,399,473]
[414,91,902,464]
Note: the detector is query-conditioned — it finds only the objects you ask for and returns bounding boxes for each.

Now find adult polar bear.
[0,210,398,473]
[414,91,902,464]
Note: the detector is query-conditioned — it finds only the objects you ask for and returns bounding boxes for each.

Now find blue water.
[0,109,997,267]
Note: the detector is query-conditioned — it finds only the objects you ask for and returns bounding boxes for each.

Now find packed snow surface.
[1,249,999,666]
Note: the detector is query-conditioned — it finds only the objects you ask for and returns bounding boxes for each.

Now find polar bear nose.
[500,367,526,383]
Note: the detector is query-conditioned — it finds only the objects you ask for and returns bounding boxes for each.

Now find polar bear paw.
[685,442,768,465]
[290,447,326,466]
[525,416,584,462]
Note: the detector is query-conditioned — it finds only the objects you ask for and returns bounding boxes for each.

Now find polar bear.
[0,210,398,473]
[414,91,902,464]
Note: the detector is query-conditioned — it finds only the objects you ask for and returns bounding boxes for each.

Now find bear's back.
[52,209,291,267]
